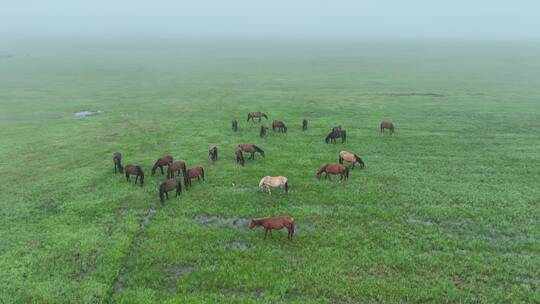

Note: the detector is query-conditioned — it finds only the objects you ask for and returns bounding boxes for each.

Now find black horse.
[113,152,123,173]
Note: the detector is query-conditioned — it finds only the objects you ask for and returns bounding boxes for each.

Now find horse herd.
[112,112,395,240]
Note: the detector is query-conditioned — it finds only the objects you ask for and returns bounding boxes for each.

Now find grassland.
[0,39,539,303]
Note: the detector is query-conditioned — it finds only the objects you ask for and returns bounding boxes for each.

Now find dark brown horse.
[184,167,205,190]
[247,112,268,122]
[249,216,295,240]
[302,119,308,130]
[125,165,144,186]
[159,178,182,203]
[238,144,265,160]
[380,121,395,135]
[315,163,349,181]
[167,161,187,178]
[235,147,245,166]
[272,120,287,133]
[113,152,123,173]
[325,129,347,144]
[232,118,238,132]
[260,125,268,138]
[209,145,218,162]
[152,155,173,175]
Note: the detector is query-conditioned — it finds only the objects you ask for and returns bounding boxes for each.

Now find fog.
[2,0,539,40]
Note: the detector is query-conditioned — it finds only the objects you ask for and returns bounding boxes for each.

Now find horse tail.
[345,166,349,179]
[159,184,165,203]
[166,166,171,178]
[215,149,218,160]
[182,163,187,175]
[354,154,365,169]
[136,166,144,186]
[177,179,182,194]
[253,145,265,157]
[342,130,347,142]
[284,125,287,133]
[284,181,289,193]
[200,167,205,181]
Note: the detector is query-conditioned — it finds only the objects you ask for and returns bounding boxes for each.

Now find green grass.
[0,39,539,303]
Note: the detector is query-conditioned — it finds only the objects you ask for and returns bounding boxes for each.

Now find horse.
[184,167,205,190]
[260,125,268,138]
[380,121,395,135]
[247,112,268,122]
[272,120,287,133]
[209,145,218,162]
[159,178,182,203]
[325,129,347,144]
[152,155,173,175]
[125,165,144,186]
[315,163,349,181]
[167,161,187,179]
[339,150,365,169]
[235,147,245,166]
[249,216,295,240]
[232,118,238,132]
[238,144,265,160]
[258,176,288,195]
[302,119,308,130]
[113,152,123,173]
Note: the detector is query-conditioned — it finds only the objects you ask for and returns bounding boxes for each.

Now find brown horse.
[272,120,287,133]
[302,119,308,130]
[159,178,182,203]
[125,165,144,186]
[339,150,365,169]
[113,152,123,173]
[249,216,295,240]
[238,144,265,160]
[167,161,187,178]
[209,145,218,162]
[380,121,395,135]
[232,118,238,132]
[184,167,205,190]
[260,125,268,138]
[247,112,268,122]
[315,163,349,181]
[152,155,173,175]
[325,129,347,144]
[235,147,245,166]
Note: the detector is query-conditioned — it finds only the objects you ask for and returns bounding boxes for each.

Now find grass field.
[0,39,539,303]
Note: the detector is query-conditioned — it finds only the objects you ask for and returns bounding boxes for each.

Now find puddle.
[377,92,444,97]
[227,240,252,250]
[74,110,104,117]
[193,215,251,228]
[164,263,193,278]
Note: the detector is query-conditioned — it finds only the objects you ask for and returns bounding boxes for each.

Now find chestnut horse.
[113,152,123,173]
[380,121,395,135]
[167,161,187,178]
[235,147,245,166]
[184,167,205,190]
[238,144,265,160]
[209,145,218,162]
[339,151,365,169]
[272,120,287,133]
[125,165,144,186]
[315,163,349,181]
[247,112,268,122]
[302,119,308,130]
[159,178,182,203]
[260,125,268,138]
[258,176,288,195]
[249,216,295,240]
[152,155,173,175]
[232,118,238,132]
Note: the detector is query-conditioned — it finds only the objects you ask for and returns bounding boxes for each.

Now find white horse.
[258,176,288,195]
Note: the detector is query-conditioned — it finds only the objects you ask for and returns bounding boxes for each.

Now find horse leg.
[165,191,169,200]
[135,175,138,184]
[264,228,269,240]
[160,166,164,175]
[126,175,130,182]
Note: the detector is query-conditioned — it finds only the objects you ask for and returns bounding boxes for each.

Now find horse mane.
[253,145,264,156]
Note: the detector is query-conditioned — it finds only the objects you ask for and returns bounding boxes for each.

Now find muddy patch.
[163,263,193,293]
[406,216,434,226]
[74,110,104,118]
[193,215,251,228]
[227,240,252,250]
[77,249,98,281]
[140,209,156,229]
[231,184,258,192]
[294,223,316,235]
[377,92,444,98]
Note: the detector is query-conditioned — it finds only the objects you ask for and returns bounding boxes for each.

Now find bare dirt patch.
[74,110,104,118]
[193,215,251,228]
[377,92,444,97]
[227,240,252,250]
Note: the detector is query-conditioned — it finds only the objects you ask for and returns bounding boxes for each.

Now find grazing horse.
[232,118,238,132]
[258,176,288,195]
[339,151,365,169]
[125,165,144,186]
[260,125,268,138]
[302,119,308,130]
[380,121,395,135]
[315,163,349,181]
[167,161,187,178]
[152,155,173,175]
[113,152,123,173]
[159,178,182,203]
[249,216,295,240]
[238,144,265,160]
[209,145,218,162]
[184,167,205,190]
[247,112,268,122]
[235,147,245,166]
[325,129,347,144]
[272,120,287,133]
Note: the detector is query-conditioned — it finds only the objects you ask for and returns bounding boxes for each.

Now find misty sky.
[2,0,539,40]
